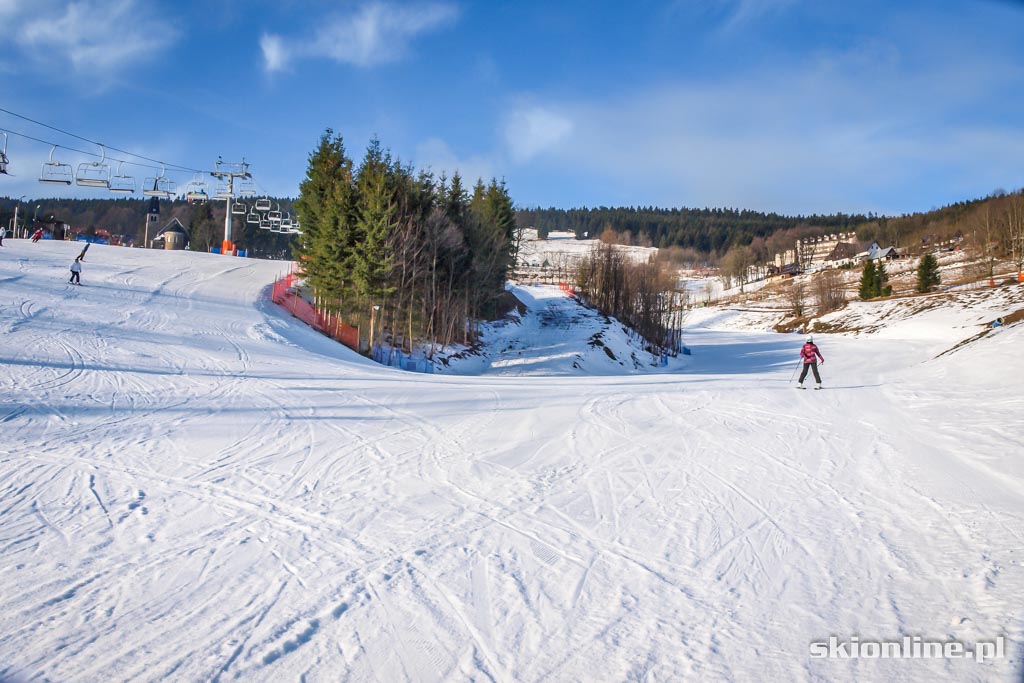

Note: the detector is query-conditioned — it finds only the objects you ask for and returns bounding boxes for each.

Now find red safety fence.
[272,269,360,352]
[558,281,576,296]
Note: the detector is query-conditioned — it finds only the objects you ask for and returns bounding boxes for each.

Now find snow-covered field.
[516,229,658,272]
[1,241,1022,682]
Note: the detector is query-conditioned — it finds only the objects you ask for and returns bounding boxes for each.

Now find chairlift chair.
[184,174,209,203]
[236,178,256,196]
[76,145,111,188]
[143,164,176,198]
[254,197,271,212]
[0,132,9,175]
[214,182,232,200]
[40,145,74,185]
[268,204,283,224]
[231,201,247,215]
[109,161,136,194]
[247,209,260,225]
[259,218,272,230]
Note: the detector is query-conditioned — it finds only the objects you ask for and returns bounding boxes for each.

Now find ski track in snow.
[1,240,1022,682]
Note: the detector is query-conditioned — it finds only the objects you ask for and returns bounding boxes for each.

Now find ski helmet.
[806,334,813,343]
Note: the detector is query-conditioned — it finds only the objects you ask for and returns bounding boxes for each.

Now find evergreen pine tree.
[352,139,397,305]
[293,130,355,311]
[445,172,467,225]
[876,260,892,296]
[188,200,217,252]
[916,253,941,293]
[858,260,878,299]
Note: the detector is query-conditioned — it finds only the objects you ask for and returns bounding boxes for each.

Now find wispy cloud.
[503,106,574,164]
[261,1,458,73]
[259,34,289,72]
[15,0,178,79]
[717,0,797,31]
[501,43,1024,214]
[414,137,494,184]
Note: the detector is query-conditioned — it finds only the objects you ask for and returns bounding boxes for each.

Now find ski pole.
[789,360,803,383]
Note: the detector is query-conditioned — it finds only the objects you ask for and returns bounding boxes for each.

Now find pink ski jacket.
[801,342,824,364]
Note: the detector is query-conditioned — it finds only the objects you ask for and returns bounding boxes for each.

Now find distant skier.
[69,257,82,285]
[0,226,5,247]
[31,228,44,242]
[798,334,824,389]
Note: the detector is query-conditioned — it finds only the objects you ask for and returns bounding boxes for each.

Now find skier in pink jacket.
[798,335,824,389]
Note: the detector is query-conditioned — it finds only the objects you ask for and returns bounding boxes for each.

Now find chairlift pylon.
[109,161,136,194]
[40,145,74,185]
[143,164,175,199]
[76,144,111,188]
[0,132,10,175]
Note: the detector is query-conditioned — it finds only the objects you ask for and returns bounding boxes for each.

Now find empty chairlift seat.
[143,165,176,198]
[109,162,136,194]
[0,132,9,175]
[75,145,111,188]
[40,145,74,185]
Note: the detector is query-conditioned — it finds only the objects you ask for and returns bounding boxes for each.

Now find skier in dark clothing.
[798,335,824,389]
[69,257,82,285]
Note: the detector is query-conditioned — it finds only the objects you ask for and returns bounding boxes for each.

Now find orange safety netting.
[272,270,360,352]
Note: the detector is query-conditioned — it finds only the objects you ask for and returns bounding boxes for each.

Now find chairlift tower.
[210,158,251,254]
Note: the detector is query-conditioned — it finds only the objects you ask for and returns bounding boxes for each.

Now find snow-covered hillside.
[1,240,1022,682]
[437,285,685,376]
[515,229,657,273]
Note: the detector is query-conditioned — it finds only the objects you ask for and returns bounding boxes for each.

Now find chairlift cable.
[0,127,197,174]
[0,107,206,174]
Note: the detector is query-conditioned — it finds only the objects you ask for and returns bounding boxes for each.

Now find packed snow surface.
[1,241,1022,682]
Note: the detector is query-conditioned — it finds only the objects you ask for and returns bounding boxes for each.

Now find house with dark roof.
[152,218,189,250]
[823,241,859,268]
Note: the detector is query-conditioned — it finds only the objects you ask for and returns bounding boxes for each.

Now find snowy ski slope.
[1,240,1022,682]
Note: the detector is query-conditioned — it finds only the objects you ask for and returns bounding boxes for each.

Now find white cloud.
[260,34,289,73]
[718,0,797,31]
[15,0,177,79]
[414,137,494,185]
[503,106,574,164]
[262,2,458,73]
[503,45,1024,214]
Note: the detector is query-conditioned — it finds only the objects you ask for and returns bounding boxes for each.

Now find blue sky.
[2,0,1023,215]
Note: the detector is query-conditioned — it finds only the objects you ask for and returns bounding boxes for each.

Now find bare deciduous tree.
[814,270,846,315]
[789,280,807,318]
